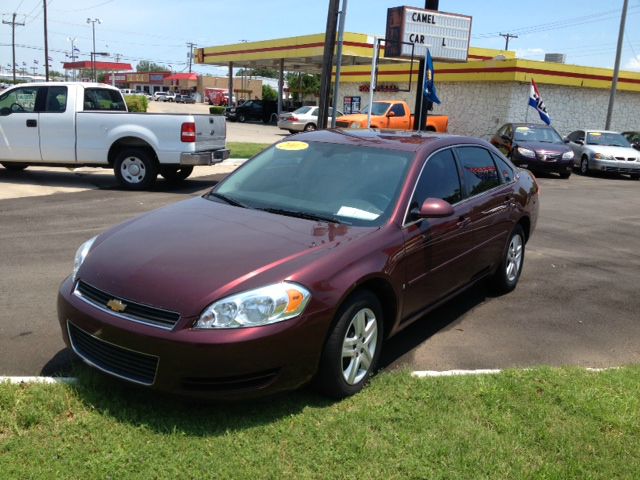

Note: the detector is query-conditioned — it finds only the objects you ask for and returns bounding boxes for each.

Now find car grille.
[335,121,351,128]
[614,157,638,161]
[75,281,180,330]
[603,166,639,173]
[68,322,158,385]
[537,152,561,162]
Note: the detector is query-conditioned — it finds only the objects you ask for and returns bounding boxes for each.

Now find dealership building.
[195,32,640,137]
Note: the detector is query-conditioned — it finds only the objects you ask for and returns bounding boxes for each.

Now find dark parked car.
[491,123,574,178]
[58,130,539,399]
[622,131,640,150]
[225,100,279,123]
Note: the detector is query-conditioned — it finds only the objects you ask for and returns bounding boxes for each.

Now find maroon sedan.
[57,130,539,399]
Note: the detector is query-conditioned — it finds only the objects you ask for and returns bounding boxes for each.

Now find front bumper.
[57,276,329,398]
[512,155,573,173]
[180,149,229,166]
[590,158,640,174]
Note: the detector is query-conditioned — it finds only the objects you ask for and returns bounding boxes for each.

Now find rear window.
[84,88,126,111]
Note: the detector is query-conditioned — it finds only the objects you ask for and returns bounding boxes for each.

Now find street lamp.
[86,18,101,82]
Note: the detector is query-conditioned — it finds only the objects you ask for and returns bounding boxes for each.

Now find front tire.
[113,148,158,190]
[580,156,590,176]
[1,162,28,172]
[238,114,246,123]
[630,174,640,180]
[559,172,571,179]
[303,123,316,132]
[492,225,525,294]
[314,290,383,399]
[160,165,193,183]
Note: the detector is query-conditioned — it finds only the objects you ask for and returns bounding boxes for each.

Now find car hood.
[78,197,375,317]
[516,141,570,154]
[585,145,638,158]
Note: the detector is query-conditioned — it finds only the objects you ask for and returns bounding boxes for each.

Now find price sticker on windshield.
[276,141,309,151]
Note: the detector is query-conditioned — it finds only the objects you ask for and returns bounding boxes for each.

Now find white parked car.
[277,106,344,133]
[0,82,229,189]
[152,91,168,101]
[566,129,640,179]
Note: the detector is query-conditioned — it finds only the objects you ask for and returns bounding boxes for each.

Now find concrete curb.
[411,367,617,378]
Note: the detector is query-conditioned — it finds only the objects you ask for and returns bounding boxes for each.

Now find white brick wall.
[336,81,640,139]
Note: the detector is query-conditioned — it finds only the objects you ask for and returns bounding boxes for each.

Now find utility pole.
[186,42,196,73]
[605,0,629,130]
[68,37,77,81]
[318,0,340,129]
[44,0,49,81]
[499,33,518,51]
[87,18,101,82]
[3,13,25,82]
[331,0,348,128]
[413,0,439,130]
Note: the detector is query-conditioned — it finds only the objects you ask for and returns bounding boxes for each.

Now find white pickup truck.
[0,82,229,189]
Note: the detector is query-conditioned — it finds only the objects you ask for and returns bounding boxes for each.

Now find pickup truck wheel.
[114,148,158,190]
[2,162,28,172]
[160,166,193,182]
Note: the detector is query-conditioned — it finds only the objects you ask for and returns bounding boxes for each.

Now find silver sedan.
[565,129,640,179]
[277,106,343,133]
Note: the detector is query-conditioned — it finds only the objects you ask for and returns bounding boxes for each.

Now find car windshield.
[360,102,391,116]
[586,132,631,147]
[293,106,313,115]
[210,141,414,226]
[513,126,563,143]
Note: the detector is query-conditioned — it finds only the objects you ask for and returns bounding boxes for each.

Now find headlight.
[517,147,536,158]
[594,153,614,160]
[562,151,574,160]
[195,282,311,329]
[73,236,97,281]
[350,122,361,129]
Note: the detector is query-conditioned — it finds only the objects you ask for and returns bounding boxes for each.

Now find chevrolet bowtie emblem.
[107,299,127,313]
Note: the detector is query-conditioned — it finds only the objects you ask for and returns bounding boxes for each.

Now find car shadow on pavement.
[379,280,495,370]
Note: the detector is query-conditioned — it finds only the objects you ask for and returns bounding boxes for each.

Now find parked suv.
[153,92,168,102]
[226,100,279,123]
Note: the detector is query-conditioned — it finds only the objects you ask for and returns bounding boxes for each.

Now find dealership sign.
[384,6,472,62]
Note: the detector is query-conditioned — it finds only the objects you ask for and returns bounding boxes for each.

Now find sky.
[1,0,640,77]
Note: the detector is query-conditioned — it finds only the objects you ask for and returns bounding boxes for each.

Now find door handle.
[26,119,37,127]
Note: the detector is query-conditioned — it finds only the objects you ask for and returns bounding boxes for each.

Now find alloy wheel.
[505,234,523,283]
[341,307,378,385]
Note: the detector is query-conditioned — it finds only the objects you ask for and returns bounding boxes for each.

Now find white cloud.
[515,48,545,59]
[624,55,640,71]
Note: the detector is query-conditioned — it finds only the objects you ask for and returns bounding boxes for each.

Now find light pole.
[86,18,101,82]
[67,37,77,80]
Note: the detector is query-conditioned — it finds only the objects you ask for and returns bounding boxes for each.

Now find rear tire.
[314,290,383,399]
[303,123,316,132]
[1,162,28,172]
[559,172,571,179]
[630,174,640,180]
[288,130,297,134]
[160,166,193,183]
[491,225,525,294]
[238,114,246,123]
[113,148,158,190]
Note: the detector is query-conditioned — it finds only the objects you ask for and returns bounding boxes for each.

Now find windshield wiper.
[258,207,343,224]
[207,192,248,208]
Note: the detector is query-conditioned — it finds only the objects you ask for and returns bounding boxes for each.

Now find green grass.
[1,367,639,479]
[227,142,271,159]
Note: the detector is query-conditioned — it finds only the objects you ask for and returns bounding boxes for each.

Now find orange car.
[335,100,448,132]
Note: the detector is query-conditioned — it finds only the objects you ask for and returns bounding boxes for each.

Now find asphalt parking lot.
[0,167,639,377]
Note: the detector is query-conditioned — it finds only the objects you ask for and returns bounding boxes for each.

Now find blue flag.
[423,49,441,105]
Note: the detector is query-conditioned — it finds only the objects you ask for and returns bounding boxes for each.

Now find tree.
[262,84,277,101]
[237,66,278,78]
[137,60,170,72]
[285,72,320,103]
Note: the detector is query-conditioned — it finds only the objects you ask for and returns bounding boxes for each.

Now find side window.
[389,103,406,117]
[0,86,39,114]
[456,146,501,197]
[569,130,585,142]
[492,152,514,183]
[83,88,126,111]
[410,149,462,212]
[44,86,67,113]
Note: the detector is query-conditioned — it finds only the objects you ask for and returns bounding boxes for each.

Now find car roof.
[291,129,493,155]
[509,123,555,129]
[584,129,619,134]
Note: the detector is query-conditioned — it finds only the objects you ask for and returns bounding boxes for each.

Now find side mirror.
[0,107,10,116]
[563,137,570,143]
[386,111,396,117]
[500,135,511,143]
[419,198,454,218]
